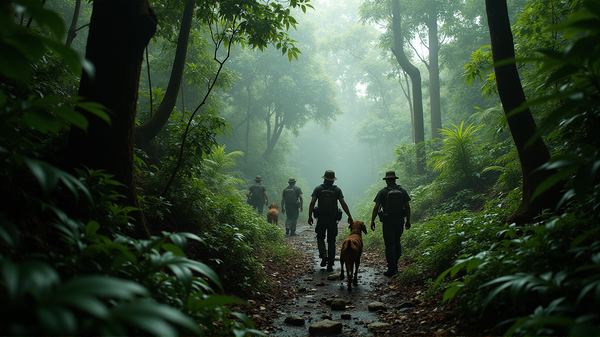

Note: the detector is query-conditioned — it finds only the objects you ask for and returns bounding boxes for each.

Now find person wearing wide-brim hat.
[307,170,353,272]
[281,177,303,236]
[370,170,411,277]
[247,175,269,214]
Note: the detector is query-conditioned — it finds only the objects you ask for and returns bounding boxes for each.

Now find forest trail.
[233,221,489,336]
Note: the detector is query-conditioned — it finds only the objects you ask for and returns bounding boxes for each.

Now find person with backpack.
[280,177,303,236]
[370,170,411,277]
[246,175,269,215]
[308,170,353,272]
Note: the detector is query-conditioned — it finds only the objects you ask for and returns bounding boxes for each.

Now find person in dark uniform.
[370,170,411,277]
[281,177,303,236]
[247,175,268,214]
[308,170,353,272]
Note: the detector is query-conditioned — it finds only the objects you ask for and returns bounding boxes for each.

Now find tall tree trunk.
[392,0,425,175]
[245,85,252,162]
[65,0,81,48]
[135,0,194,151]
[485,0,561,224]
[397,70,414,142]
[65,0,157,239]
[427,6,442,139]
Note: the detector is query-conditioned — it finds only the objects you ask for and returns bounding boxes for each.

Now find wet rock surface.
[309,319,343,335]
[284,315,305,326]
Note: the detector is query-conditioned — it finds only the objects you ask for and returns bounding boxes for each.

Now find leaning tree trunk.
[135,0,194,151]
[65,0,157,239]
[392,0,425,175]
[485,0,561,224]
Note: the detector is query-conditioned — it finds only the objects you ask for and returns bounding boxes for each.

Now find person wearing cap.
[281,177,303,236]
[370,170,411,277]
[308,170,353,272]
[246,175,268,214]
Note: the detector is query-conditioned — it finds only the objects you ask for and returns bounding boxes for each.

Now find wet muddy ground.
[232,221,496,336]
[272,223,388,336]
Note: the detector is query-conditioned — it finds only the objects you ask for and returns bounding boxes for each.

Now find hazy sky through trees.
[287,0,414,207]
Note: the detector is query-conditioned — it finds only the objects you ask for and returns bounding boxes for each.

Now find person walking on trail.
[247,175,269,215]
[370,170,411,277]
[281,177,303,236]
[308,170,353,272]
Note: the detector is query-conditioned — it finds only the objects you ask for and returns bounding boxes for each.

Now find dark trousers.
[315,217,338,265]
[285,208,299,234]
[251,200,264,215]
[382,218,404,272]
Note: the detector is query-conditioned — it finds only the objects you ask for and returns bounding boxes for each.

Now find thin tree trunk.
[65,0,81,47]
[65,0,157,239]
[427,7,442,139]
[392,0,425,175]
[135,0,195,151]
[485,0,561,224]
[245,85,251,162]
[398,69,414,143]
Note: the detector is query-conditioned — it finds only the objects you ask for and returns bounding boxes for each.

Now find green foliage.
[194,0,313,61]
[522,1,600,207]
[1,2,267,335]
[438,189,486,214]
[140,137,286,294]
[429,122,485,190]
[0,0,108,155]
[0,0,85,81]
[200,145,245,193]
[437,210,600,335]
[393,142,438,186]
[0,161,259,335]
[402,207,509,280]
[430,2,600,334]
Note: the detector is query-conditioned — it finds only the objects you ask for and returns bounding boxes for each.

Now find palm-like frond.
[429,122,483,183]
[201,145,245,194]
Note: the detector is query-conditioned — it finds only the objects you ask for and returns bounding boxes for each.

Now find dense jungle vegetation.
[1,0,599,335]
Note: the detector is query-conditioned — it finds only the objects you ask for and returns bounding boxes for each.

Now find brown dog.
[339,221,367,291]
[266,202,279,226]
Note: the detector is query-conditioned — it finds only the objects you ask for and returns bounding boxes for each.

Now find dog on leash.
[266,202,279,226]
[339,220,367,291]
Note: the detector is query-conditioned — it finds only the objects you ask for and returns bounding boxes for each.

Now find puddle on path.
[270,223,393,336]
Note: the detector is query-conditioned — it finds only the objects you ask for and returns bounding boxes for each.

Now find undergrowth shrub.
[434,2,600,334]
[439,209,600,335]
[0,164,259,336]
[399,206,510,283]
[141,170,290,295]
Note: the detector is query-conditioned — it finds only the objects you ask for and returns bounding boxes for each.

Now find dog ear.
[362,223,367,234]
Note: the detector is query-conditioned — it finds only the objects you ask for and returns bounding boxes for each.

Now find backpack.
[250,184,263,200]
[317,184,338,215]
[283,186,298,208]
[385,185,406,218]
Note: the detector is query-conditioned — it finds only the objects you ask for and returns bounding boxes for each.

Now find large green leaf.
[108,300,202,336]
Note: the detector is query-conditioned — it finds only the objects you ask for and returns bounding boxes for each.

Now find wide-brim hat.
[288,177,296,183]
[322,170,337,181]
[382,170,399,180]
[255,175,262,182]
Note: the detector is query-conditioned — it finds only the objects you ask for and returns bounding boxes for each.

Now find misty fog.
[217,0,416,210]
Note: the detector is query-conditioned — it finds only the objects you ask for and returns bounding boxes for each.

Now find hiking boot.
[383,270,397,277]
[285,228,289,235]
[320,258,327,267]
[290,232,296,236]
[326,265,334,272]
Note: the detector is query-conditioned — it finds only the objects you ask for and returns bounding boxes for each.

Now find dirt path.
[232,221,487,336]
